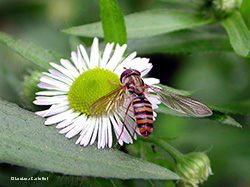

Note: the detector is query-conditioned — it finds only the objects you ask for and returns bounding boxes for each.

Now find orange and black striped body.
[120,68,154,137]
[132,95,153,137]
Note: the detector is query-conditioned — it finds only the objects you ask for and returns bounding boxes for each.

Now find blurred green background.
[0,0,249,186]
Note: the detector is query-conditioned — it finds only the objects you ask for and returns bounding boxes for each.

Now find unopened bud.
[176,152,213,187]
[213,0,242,18]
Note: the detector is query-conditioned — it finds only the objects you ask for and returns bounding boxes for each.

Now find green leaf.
[128,30,233,54]
[240,0,250,30]
[0,32,63,70]
[207,110,242,128]
[98,0,127,45]
[61,10,214,39]
[210,99,250,115]
[68,35,84,52]
[221,11,250,57]
[158,0,205,10]
[0,98,180,180]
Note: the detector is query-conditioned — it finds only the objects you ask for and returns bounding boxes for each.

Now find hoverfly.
[90,68,213,148]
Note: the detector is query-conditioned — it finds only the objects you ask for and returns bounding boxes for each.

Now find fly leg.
[112,100,133,150]
[107,79,121,86]
[132,123,138,139]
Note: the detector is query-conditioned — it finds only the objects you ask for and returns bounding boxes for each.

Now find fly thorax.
[134,86,145,94]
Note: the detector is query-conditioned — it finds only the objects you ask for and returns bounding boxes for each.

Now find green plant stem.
[141,135,184,162]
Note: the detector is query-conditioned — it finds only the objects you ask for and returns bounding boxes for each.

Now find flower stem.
[141,135,184,162]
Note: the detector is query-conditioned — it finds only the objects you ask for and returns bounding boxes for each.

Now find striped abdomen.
[132,95,153,137]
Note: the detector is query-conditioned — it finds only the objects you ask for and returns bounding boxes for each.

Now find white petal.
[75,118,89,144]
[34,95,68,105]
[76,117,96,146]
[36,91,67,96]
[75,47,86,74]
[65,115,87,138]
[40,76,70,90]
[153,111,157,119]
[115,52,137,75]
[65,123,82,139]
[35,103,70,117]
[97,117,104,149]
[50,62,75,80]
[124,114,137,140]
[70,51,78,69]
[141,63,153,77]
[79,45,90,69]
[89,118,99,145]
[124,114,137,139]
[109,115,123,145]
[60,59,80,78]
[114,113,132,144]
[59,122,75,134]
[118,105,138,138]
[90,37,99,68]
[147,94,161,109]
[130,57,150,72]
[105,44,127,70]
[37,82,69,91]
[56,111,81,129]
[122,51,137,65]
[107,117,113,148]
[47,70,74,85]
[60,115,86,134]
[100,42,114,68]
[143,78,160,85]
[102,117,109,148]
[44,108,75,125]
[82,122,95,146]
[36,91,68,96]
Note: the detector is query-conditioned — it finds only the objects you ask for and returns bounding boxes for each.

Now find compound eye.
[120,69,133,82]
[133,69,141,76]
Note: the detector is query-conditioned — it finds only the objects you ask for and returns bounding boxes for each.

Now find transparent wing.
[90,86,128,116]
[148,85,213,117]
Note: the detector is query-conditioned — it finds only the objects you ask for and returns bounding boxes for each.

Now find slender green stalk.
[142,135,183,162]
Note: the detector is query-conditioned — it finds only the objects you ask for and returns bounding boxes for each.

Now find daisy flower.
[33,37,161,149]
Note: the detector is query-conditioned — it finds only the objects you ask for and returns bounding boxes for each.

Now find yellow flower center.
[68,68,120,116]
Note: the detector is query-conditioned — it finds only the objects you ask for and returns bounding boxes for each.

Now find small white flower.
[33,37,161,149]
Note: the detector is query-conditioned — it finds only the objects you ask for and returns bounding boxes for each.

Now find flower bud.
[175,152,213,187]
[212,0,242,18]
